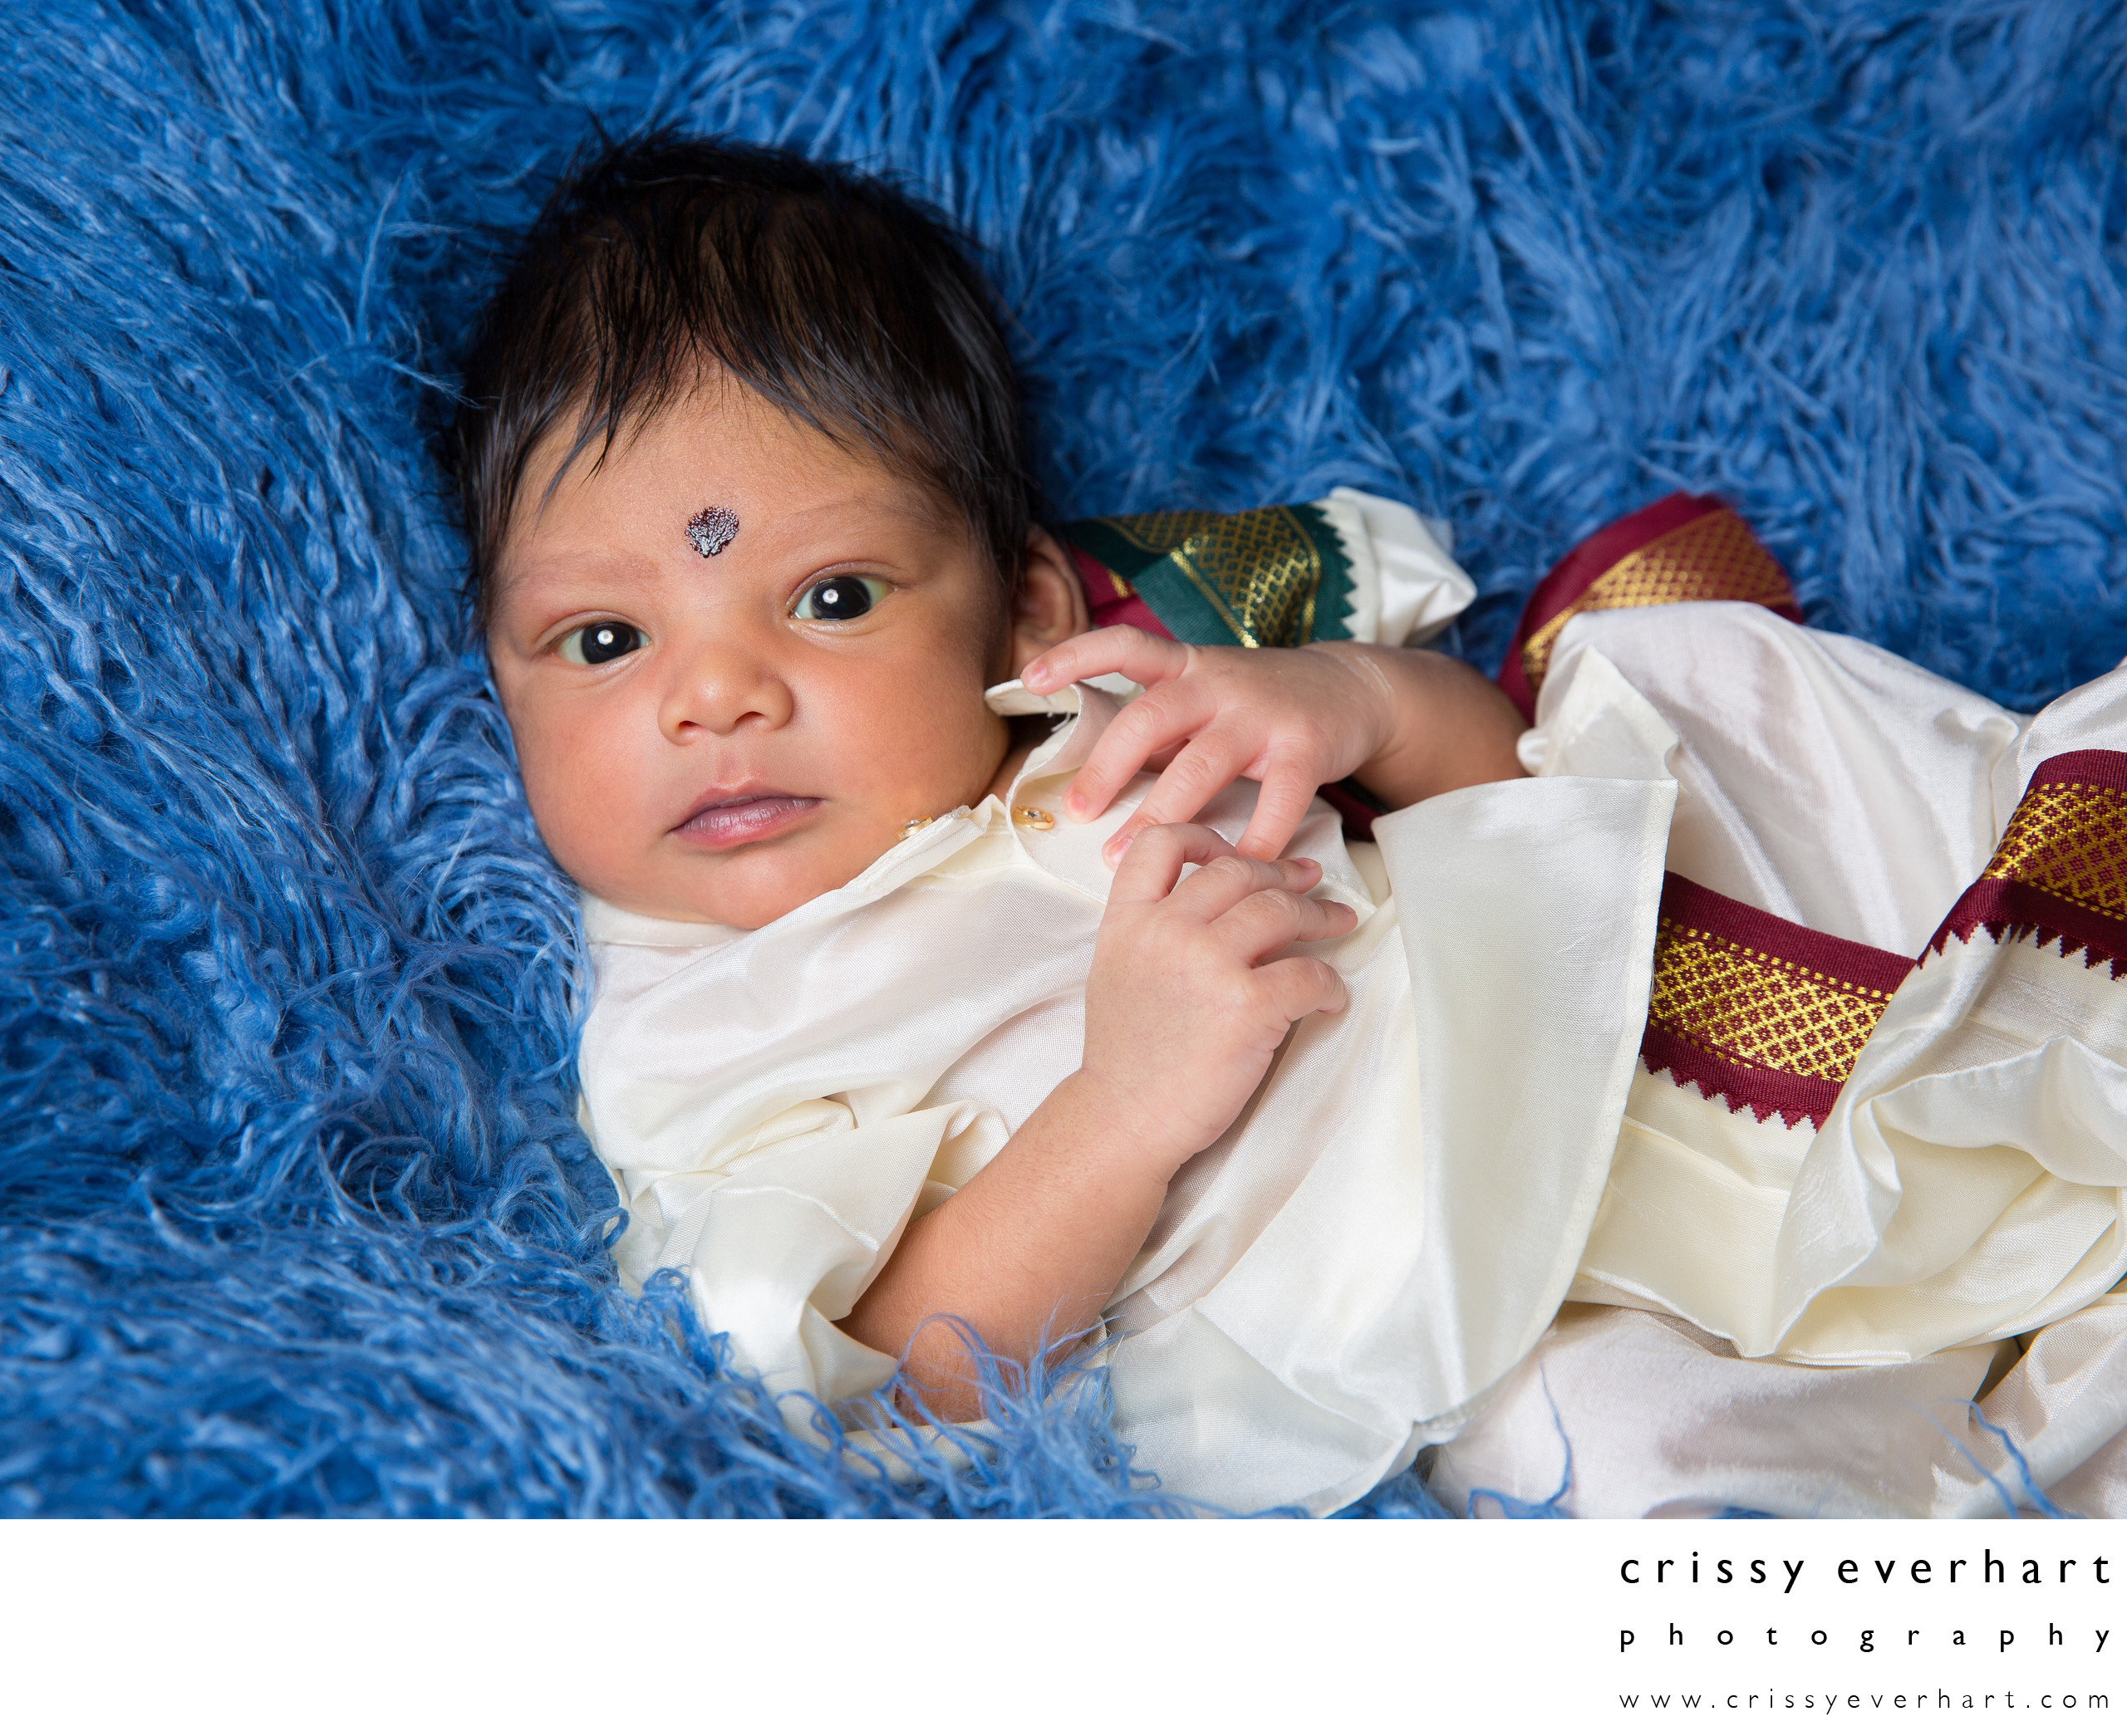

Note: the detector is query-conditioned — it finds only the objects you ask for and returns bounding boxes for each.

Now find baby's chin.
[581,824,903,931]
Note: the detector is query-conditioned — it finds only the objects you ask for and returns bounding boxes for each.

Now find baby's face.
[487,382,1016,929]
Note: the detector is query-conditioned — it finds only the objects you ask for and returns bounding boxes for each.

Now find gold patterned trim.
[1928,753,2127,975]
[1099,511,1226,557]
[1648,923,1899,1082]
[1520,507,1795,694]
[1098,505,1326,649]
[1977,777,2127,924]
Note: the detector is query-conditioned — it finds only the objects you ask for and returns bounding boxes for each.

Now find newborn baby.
[455,134,1599,1513]
[452,134,2127,1515]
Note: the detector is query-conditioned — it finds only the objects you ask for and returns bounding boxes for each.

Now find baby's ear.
[1007,527,1091,675]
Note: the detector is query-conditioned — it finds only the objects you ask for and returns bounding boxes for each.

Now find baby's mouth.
[674,792,821,850]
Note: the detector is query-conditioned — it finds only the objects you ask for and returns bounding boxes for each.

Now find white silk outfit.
[1428,606,2127,1518]
[577,498,2127,1518]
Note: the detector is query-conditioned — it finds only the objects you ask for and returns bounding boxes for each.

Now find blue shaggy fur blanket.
[2,0,2122,1517]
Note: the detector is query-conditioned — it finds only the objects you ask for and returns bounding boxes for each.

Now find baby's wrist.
[1053,1066,1200,1175]
[1306,639,1403,773]
[1322,642,1474,807]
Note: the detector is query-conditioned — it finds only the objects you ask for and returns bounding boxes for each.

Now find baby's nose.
[658,636,794,739]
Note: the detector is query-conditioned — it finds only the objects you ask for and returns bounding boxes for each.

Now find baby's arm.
[1021,627,1527,864]
[841,825,1354,1417]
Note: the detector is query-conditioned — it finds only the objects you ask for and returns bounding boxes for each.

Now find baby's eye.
[790,576,892,622]
[557,621,646,665]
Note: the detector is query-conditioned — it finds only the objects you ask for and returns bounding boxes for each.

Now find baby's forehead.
[524,380,953,515]
[490,402,989,608]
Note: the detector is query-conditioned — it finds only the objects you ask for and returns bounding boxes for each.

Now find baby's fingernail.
[1065,790,1087,818]
[1024,660,1047,685]
[1289,857,1318,873]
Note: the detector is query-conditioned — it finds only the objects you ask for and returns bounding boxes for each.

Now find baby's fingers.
[1107,822,1236,907]
[1098,729,1257,867]
[1252,954,1350,1023]
[1233,767,1325,862]
[1067,684,1217,831]
[1215,887,1357,962]
[1021,625,1188,696]
[1159,850,1320,923]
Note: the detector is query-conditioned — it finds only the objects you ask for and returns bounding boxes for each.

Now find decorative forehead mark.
[685,505,740,558]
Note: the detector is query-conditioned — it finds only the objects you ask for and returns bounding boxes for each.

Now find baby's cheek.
[922,683,1014,807]
[818,654,1004,811]
[518,767,599,882]
[513,718,636,880]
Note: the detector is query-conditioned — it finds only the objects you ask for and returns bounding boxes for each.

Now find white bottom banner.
[5,1518,2120,1730]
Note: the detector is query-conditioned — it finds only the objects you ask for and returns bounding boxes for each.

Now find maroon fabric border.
[1638,1027,1842,1130]
[1928,878,2127,979]
[1495,493,1805,720]
[1497,493,1722,717]
[1657,872,1915,995]
[1922,750,2127,973]
[2026,750,2127,795]
[1640,873,1914,1130]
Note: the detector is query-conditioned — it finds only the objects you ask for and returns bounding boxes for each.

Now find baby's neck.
[981,714,1051,805]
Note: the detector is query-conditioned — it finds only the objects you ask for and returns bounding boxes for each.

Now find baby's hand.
[1021,627,1396,866]
[1077,824,1353,1168]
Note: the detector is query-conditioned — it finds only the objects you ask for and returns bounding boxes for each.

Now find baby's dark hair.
[449,133,1034,619]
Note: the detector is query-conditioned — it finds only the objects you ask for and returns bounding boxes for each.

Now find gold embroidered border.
[1098,506,1324,649]
[1520,507,1795,694]
[1978,778,2127,926]
[1100,510,1226,558]
[1647,919,1900,1083]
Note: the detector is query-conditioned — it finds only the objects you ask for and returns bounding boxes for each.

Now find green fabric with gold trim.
[1060,503,1355,648]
